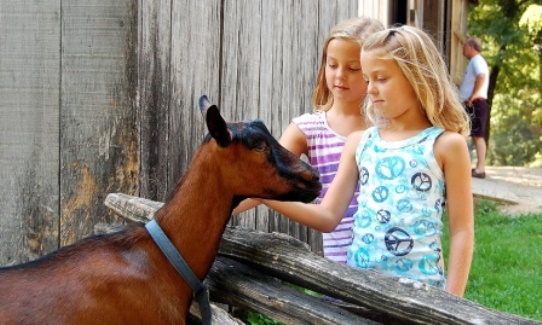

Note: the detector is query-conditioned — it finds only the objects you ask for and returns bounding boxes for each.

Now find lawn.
[442,199,542,321]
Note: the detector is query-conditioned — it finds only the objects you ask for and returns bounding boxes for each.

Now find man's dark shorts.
[465,98,489,137]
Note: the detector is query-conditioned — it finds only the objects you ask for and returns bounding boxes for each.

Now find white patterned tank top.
[348,126,446,288]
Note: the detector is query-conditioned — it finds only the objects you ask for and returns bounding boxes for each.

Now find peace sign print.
[357,212,372,228]
[396,198,413,213]
[434,198,443,213]
[414,219,437,236]
[384,227,414,256]
[360,167,370,185]
[429,241,442,253]
[362,233,374,244]
[395,258,414,272]
[351,247,371,268]
[418,255,441,275]
[376,209,391,224]
[411,172,432,192]
[395,184,407,194]
[375,156,406,180]
[372,186,389,203]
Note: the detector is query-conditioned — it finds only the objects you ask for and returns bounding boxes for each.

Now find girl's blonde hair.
[313,17,384,111]
[362,25,470,136]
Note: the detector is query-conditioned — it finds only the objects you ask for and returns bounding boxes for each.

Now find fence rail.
[101,193,540,325]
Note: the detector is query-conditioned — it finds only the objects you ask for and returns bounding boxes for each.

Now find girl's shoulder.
[345,128,372,151]
[434,131,469,161]
[292,111,325,125]
[435,131,466,148]
[346,127,375,142]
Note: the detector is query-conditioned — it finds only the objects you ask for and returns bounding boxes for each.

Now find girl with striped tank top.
[260,26,474,297]
[233,17,384,264]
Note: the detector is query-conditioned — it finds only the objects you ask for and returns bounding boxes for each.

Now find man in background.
[460,37,490,179]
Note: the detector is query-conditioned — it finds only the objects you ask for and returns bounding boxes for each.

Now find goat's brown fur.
[0,96,321,324]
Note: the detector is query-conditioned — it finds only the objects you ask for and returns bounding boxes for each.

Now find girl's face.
[361,49,420,121]
[325,39,366,106]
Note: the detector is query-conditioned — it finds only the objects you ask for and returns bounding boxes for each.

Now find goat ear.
[199,96,231,147]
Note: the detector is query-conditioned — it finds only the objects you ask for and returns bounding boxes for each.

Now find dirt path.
[471,166,542,216]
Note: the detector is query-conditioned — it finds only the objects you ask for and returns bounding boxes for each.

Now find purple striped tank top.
[293,111,360,264]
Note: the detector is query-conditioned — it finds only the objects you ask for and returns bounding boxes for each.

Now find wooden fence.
[99,193,541,325]
[0,0,358,264]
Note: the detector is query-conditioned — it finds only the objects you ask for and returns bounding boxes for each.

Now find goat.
[0,95,321,324]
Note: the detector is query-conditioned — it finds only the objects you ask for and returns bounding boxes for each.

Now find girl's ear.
[199,95,232,147]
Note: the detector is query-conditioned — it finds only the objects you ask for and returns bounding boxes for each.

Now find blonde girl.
[260,26,474,297]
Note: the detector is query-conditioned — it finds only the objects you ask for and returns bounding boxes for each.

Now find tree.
[468,0,542,167]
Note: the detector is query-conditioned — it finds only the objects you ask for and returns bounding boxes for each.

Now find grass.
[245,199,542,324]
[442,199,542,321]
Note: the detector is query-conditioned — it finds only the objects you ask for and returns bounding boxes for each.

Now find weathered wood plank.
[219,227,538,325]
[168,0,222,196]
[104,193,540,325]
[138,0,172,202]
[0,0,61,264]
[102,194,163,224]
[60,0,139,246]
[208,257,379,325]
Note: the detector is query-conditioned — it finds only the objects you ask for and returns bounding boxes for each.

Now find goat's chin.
[272,188,321,203]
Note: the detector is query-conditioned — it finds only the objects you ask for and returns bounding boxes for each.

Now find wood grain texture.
[0,0,61,264]
[60,0,138,246]
[0,0,358,264]
[226,0,359,257]
[168,0,221,194]
[208,257,378,325]
[138,0,172,202]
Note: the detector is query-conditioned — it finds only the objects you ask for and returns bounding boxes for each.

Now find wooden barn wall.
[141,0,359,257]
[1,0,139,265]
[0,0,358,265]
[0,0,62,264]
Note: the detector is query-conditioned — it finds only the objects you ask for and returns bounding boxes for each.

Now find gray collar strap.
[145,219,212,324]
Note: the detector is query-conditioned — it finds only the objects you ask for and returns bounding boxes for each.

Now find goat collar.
[145,219,212,325]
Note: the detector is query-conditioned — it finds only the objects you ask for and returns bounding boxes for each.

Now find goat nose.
[303,168,320,182]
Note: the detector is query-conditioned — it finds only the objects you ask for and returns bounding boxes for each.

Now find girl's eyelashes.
[326,60,361,71]
[363,75,387,83]
[327,64,361,71]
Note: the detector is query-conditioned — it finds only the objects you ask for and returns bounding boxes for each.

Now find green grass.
[442,199,542,321]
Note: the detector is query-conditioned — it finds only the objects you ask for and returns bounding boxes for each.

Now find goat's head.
[199,95,321,204]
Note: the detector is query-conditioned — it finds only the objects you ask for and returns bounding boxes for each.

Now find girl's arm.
[232,122,309,215]
[435,132,474,297]
[261,131,363,232]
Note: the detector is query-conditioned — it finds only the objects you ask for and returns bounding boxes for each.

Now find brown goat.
[0,96,321,324]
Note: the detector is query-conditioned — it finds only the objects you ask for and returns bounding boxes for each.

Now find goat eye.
[254,142,267,153]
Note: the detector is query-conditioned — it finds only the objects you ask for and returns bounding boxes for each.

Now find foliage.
[519,4,542,58]
[468,1,542,166]
[246,312,283,325]
[442,199,542,321]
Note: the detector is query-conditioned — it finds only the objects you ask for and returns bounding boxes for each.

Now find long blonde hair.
[313,17,384,111]
[362,25,470,136]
